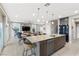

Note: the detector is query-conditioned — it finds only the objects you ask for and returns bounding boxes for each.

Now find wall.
[31,24,46,34]
[31,24,36,33]
[0,4,10,46]
[45,22,51,35]
[40,25,46,34]
[69,14,79,43]
[51,20,58,34]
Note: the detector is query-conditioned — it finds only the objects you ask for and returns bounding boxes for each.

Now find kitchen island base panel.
[40,36,66,56]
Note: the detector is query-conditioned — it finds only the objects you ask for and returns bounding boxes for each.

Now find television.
[22,26,30,31]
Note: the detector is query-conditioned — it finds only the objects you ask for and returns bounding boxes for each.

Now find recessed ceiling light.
[42,16,44,18]
[74,10,79,14]
[46,21,48,23]
[33,13,35,16]
[58,16,62,18]
[15,15,18,17]
[52,22,54,24]
[44,3,51,7]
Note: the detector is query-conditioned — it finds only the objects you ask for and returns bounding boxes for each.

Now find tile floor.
[1,39,79,56]
[52,39,79,56]
[0,39,24,56]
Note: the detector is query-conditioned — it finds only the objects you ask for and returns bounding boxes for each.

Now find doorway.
[76,23,79,39]
[10,22,21,42]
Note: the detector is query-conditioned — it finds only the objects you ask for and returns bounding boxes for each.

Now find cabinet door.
[47,39,54,55]
[40,39,54,56]
[40,41,47,56]
[54,36,65,51]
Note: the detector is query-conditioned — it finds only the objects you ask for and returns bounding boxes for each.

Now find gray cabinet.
[40,36,65,56]
[40,39,54,56]
[54,36,65,52]
[47,39,54,55]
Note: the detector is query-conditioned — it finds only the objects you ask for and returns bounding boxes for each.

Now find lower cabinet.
[54,36,65,52]
[40,40,48,56]
[40,39,54,56]
[47,39,54,55]
[40,36,65,56]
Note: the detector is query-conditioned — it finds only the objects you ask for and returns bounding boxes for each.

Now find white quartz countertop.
[26,34,65,43]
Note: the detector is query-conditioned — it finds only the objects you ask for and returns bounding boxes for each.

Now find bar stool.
[23,38,36,56]
[16,32,23,44]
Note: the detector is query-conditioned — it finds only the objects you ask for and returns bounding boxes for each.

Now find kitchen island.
[27,34,66,56]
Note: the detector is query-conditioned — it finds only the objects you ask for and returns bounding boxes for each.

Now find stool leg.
[26,49,28,56]
[23,49,25,56]
[23,48,28,56]
[31,47,36,56]
[34,47,36,56]
[28,49,33,56]
[23,48,36,56]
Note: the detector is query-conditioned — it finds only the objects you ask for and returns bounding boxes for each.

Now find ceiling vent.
[44,3,51,7]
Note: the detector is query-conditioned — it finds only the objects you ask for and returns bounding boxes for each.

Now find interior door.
[76,23,79,39]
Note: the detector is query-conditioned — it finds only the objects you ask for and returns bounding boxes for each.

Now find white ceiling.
[2,3,79,24]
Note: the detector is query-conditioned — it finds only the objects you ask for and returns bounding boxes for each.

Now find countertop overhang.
[26,34,65,43]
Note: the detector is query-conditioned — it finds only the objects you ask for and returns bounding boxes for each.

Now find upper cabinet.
[60,17,69,25]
